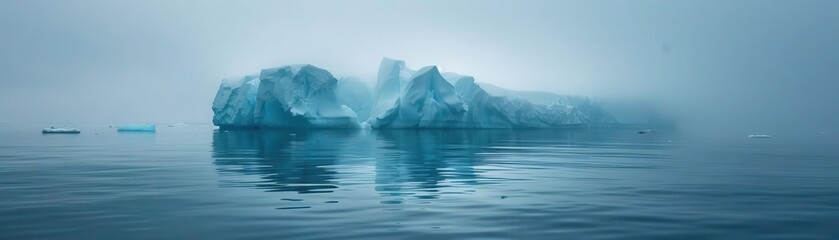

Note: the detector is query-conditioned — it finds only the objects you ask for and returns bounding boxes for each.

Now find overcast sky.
[1,0,837,134]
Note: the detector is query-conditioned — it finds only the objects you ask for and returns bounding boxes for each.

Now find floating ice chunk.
[42,127,81,134]
[747,134,772,138]
[117,124,156,132]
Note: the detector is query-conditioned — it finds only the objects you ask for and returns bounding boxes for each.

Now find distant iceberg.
[211,58,620,129]
[42,127,81,134]
[747,134,772,138]
[117,124,156,132]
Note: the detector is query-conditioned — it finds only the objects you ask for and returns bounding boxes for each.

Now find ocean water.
[1,124,838,239]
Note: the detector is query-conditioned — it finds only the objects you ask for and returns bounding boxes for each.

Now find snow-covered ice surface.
[255,64,359,129]
[42,127,81,134]
[117,124,156,132]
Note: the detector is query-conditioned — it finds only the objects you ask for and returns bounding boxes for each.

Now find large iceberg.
[212,75,260,128]
[255,64,359,128]
[367,59,617,129]
[211,58,619,129]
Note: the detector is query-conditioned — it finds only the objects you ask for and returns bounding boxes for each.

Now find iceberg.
[211,58,621,129]
[369,66,467,128]
[453,77,532,128]
[747,134,772,138]
[369,58,415,121]
[255,64,359,128]
[368,58,617,129]
[476,83,616,125]
[117,124,156,132]
[212,75,260,128]
[454,78,613,128]
[42,127,81,134]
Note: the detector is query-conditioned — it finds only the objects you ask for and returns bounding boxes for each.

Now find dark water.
[1,124,838,239]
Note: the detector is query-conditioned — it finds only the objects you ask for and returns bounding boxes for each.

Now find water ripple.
[1,126,838,239]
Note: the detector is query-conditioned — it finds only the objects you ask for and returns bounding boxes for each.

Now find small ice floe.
[637,129,653,134]
[42,127,81,134]
[167,123,188,127]
[747,134,772,138]
[117,124,156,132]
[817,131,831,134]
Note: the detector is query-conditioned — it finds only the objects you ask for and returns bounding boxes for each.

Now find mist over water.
[1,0,837,138]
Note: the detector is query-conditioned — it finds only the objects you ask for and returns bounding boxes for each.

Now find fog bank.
[1,0,837,137]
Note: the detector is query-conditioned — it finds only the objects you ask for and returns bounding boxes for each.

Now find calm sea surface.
[1,124,838,239]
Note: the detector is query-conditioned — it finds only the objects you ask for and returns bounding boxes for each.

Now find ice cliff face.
[212,58,618,129]
[255,64,360,128]
[368,59,617,129]
[452,76,523,128]
[474,82,617,126]
[212,75,260,128]
[369,58,415,121]
[369,66,467,128]
[452,77,599,128]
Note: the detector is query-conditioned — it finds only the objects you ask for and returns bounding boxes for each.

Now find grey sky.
[1,0,837,134]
